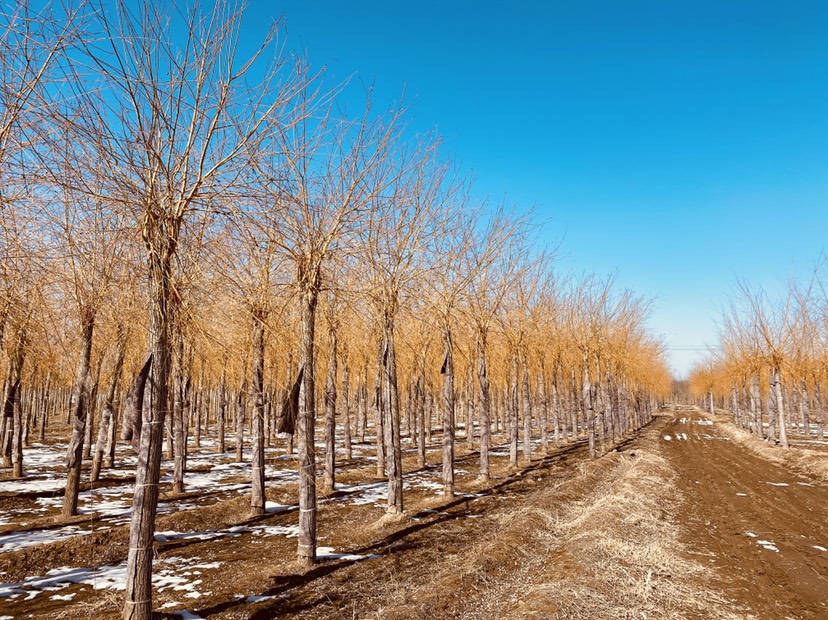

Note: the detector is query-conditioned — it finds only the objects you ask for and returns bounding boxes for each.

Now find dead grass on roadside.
[712,414,828,483]
[507,447,747,620]
[375,439,749,620]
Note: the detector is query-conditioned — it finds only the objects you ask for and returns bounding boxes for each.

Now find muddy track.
[661,409,828,619]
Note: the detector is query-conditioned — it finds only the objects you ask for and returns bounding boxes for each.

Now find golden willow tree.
[254,82,406,562]
[692,274,822,446]
[56,2,311,616]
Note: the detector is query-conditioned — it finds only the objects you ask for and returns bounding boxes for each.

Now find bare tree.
[62,2,310,615]
[257,86,405,562]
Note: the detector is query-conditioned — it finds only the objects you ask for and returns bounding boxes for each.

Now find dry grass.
[711,413,828,483]
[374,433,749,620]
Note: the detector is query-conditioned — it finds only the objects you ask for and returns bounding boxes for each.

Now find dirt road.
[661,409,828,619]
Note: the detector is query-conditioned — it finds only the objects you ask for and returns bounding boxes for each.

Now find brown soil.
[1,411,826,619]
[662,407,828,620]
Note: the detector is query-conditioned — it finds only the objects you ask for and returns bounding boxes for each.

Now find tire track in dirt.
[661,408,828,620]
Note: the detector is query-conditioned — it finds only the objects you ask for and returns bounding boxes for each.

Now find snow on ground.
[316,546,381,561]
[2,428,514,568]
[0,526,84,553]
[0,555,219,603]
[757,539,779,553]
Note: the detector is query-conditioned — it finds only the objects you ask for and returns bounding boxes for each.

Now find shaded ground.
[1,408,826,619]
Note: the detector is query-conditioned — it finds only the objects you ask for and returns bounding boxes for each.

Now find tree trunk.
[509,352,518,468]
[323,322,337,493]
[91,335,125,482]
[235,384,246,463]
[358,363,367,444]
[63,311,93,517]
[538,365,549,455]
[124,248,173,620]
[373,347,385,478]
[749,375,761,437]
[296,266,319,566]
[477,332,491,481]
[441,325,455,496]
[583,358,596,459]
[217,370,227,453]
[382,313,403,513]
[521,349,532,465]
[342,362,352,461]
[121,355,152,451]
[250,307,267,515]
[416,375,426,468]
[172,334,187,494]
[772,366,788,448]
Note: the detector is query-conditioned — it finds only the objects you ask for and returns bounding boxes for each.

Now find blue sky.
[247,1,828,377]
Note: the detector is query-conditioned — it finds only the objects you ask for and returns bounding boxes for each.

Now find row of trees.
[689,271,828,445]
[0,2,671,617]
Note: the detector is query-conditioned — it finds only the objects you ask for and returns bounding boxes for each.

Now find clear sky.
[248,1,828,378]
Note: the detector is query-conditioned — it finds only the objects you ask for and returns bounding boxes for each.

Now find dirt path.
[661,408,828,620]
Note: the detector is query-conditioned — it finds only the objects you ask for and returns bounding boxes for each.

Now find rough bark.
[538,365,549,455]
[509,352,519,468]
[250,307,267,515]
[172,335,188,494]
[382,314,403,513]
[583,357,596,459]
[373,348,385,478]
[342,362,352,461]
[477,332,491,481]
[520,349,532,464]
[121,355,153,451]
[63,311,94,517]
[235,382,246,463]
[217,370,227,453]
[323,322,338,493]
[296,263,320,566]
[441,326,455,496]
[123,248,173,619]
[91,333,125,481]
[772,366,789,448]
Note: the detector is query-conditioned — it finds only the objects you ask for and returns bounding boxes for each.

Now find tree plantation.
[689,274,828,447]
[2,3,827,620]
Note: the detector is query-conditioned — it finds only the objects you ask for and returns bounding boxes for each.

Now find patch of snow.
[757,540,779,552]
[766,482,790,487]
[245,594,277,603]
[662,435,672,441]
[813,545,827,552]
[0,526,83,553]
[265,501,293,513]
[736,493,748,497]
[0,477,67,493]
[745,532,757,538]
[316,546,382,562]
